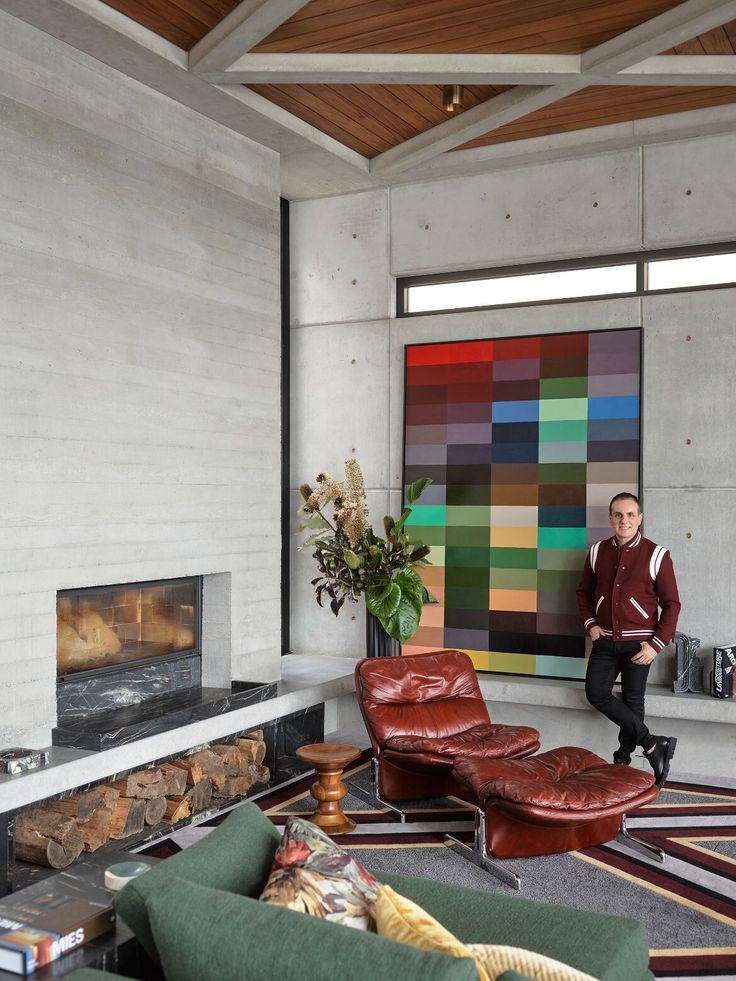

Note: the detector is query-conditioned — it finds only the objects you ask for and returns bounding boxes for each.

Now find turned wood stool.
[296,742,361,835]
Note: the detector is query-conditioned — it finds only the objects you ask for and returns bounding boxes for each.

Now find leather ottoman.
[453,745,660,859]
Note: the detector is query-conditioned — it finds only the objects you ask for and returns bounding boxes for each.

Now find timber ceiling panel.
[95,0,736,173]
[458,85,736,149]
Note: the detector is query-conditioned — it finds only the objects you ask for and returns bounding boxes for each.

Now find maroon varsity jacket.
[576,531,681,652]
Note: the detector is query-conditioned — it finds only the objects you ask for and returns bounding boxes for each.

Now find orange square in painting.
[410,626,446,648]
[419,565,445,587]
[489,589,537,612]
[420,604,445,628]
[490,526,538,548]
[491,484,539,505]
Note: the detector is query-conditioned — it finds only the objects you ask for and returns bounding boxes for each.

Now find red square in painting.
[493,336,541,360]
[540,332,589,357]
[406,340,493,366]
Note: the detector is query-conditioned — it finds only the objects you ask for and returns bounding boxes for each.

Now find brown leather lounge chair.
[355,649,662,889]
[354,648,541,815]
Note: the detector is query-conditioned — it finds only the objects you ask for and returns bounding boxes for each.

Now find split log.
[15,809,83,869]
[186,777,212,814]
[212,774,254,799]
[210,744,246,774]
[108,768,166,799]
[144,796,167,826]
[246,729,264,740]
[45,786,117,822]
[107,795,146,839]
[79,806,114,852]
[236,737,266,766]
[162,795,190,825]
[170,750,226,790]
[247,763,270,786]
[159,762,187,797]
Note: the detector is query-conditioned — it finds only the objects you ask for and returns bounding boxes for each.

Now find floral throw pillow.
[259,816,379,930]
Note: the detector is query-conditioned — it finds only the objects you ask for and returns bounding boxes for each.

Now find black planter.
[366,611,400,658]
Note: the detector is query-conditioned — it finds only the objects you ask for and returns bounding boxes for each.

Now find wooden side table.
[295,742,360,835]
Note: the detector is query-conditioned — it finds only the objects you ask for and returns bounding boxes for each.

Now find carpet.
[139,753,736,980]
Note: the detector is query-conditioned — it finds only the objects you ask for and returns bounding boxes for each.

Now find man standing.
[576,492,681,787]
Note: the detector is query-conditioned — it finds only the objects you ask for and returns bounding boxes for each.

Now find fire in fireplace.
[56,577,201,679]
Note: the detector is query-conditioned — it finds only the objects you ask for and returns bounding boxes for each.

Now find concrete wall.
[289,139,736,700]
[0,15,282,746]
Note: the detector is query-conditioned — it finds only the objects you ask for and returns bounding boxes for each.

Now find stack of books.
[0,872,115,975]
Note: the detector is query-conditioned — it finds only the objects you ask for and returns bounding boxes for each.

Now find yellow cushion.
[374,885,598,981]
[374,885,490,981]
[467,943,598,981]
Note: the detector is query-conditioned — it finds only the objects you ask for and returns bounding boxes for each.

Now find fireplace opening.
[56,576,201,681]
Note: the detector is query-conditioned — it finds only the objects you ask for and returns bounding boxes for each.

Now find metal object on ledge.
[672,632,704,694]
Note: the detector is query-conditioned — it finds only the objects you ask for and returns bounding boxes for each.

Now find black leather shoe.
[645,735,677,787]
[613,752,631,766]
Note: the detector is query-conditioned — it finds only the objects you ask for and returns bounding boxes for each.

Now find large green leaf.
[406,476,433,505]
[396,568,424,613]
[366,579,401,620]
[383,592,422,643]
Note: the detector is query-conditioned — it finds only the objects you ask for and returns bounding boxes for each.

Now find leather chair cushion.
[385,724,540,760]
[455,746,656,813]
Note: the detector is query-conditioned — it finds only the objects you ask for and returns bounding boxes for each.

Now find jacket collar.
[612,531,642,550]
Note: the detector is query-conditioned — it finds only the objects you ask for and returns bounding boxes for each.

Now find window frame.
[397,241,736,318]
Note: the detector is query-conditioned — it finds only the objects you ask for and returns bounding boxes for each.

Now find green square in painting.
[445,586,490,609]
[538,569,580,592]
[410,526,446,546]
[489,547,537,569]
[445,567,490,588]
[539,462,587,485]
[539,397,588,422]
[537,527,587,550]
[489,568,538,589]
[446,506,491,527]
[407,505,446,526]
[539,420,588,442]
[446,546,491,568]
[539,377,588,399]
[446,526,489,546]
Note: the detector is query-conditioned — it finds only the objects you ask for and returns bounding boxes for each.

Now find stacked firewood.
[14,731,269,869]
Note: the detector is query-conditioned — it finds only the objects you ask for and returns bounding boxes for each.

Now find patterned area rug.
[139,753,736,980]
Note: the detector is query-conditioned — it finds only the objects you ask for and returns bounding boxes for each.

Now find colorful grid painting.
[403,328,641,680]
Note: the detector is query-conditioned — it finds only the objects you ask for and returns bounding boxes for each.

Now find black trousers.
[585,639,653,757]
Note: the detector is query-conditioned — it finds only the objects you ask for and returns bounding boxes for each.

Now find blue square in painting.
[491,400,539,423]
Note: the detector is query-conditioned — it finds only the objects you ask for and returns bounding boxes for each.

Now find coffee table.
[295,742,360,835]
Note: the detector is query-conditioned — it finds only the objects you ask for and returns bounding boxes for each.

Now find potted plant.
[297,459,435,655]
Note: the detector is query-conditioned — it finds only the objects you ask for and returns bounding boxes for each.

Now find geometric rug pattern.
[138,755,736,980]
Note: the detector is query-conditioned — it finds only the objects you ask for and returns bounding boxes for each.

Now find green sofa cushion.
[376,871,652,981]
[114,802,281,959]
[147,876,479,981]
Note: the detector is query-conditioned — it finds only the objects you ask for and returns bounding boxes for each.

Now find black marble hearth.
[52,681,278,751]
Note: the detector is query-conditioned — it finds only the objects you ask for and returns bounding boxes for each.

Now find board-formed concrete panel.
[290,319,390,487]
[643,487,736,688]
[390,150,641,277]
[290,189,391,327]
[642,289,736,488]
[289,488,390,658]
[643,133,736,247]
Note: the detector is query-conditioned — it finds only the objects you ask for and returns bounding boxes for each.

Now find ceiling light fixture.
[442,84,464,114]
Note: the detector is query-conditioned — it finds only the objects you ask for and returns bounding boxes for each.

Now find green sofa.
[66,802,653,981]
